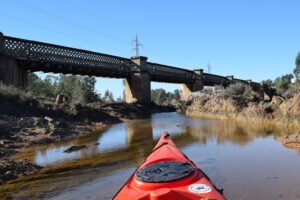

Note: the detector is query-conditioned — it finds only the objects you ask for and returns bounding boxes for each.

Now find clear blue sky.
[1,0,299,98]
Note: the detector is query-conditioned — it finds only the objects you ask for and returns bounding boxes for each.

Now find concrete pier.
[125,56,151,103]
[180,69,204,101]
[0,55,28,89]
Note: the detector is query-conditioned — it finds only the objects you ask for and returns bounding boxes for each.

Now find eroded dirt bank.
[185,93,300,153]
[0,93,175,184]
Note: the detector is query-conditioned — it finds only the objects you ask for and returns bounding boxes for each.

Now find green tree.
[294,52,300,82]
[103,90,114,103]
[151,88,166,104]
[27,73,56,98]
[80,77,99,102]
[116,96,123,102]
[274,74,294,96]
[262,79,273,86]
[224,82,254,102]
[151,88,181,105]
[173,89,180,101]
[71,77,85,104]
[54,75,100,104]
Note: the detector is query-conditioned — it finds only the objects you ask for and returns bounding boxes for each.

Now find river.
[1,112,300,200]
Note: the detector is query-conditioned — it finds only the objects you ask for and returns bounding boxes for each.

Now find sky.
[1,0,300,98]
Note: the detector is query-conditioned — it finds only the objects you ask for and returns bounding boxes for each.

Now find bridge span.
[0,33,261,102]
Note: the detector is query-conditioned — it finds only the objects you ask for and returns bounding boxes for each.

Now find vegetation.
[293,52,300,82]
[262,79,273,86]
[259,53,300,99]
[28,74,57,98]
[273,74,294,96]
[0,82,31,102]
[54,75,100,104]
[27,74,110,104]
[223,82,254,103]
[102,90,115,103]
[3,73,181,105]
[151,89,180,105]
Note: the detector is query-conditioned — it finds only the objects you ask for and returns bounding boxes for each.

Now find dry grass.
[280,93,300,118]
[0,82,32,102]
[186,91,300,129]
[187,96,240,115]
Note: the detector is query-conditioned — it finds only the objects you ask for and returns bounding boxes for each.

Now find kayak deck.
[114,132,226,200]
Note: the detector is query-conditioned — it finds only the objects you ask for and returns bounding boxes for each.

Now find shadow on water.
[1,112,300,200]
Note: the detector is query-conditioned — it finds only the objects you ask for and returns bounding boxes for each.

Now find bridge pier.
[125,56,151,103]
[181,81,203,101]
[181,69,204,101]
[0,56,28,89]
[0,32,28,89]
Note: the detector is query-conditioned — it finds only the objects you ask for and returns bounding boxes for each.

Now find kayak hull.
[114,132,226,200]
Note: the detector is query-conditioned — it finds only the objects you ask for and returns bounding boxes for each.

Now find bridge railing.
[146,62,199,83]
[2,36,138,73]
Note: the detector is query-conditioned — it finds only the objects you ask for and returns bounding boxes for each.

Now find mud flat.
[0,92,175,184]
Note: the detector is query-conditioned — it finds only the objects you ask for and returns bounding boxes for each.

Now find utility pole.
[132,35,143,56]
[207,62,211,73]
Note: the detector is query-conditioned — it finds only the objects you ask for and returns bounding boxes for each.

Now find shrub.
[224,83,254,103]
[282,82,300,99]
[273,74,293,96]
[0,82,32,102]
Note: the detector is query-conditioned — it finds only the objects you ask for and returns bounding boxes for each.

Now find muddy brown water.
[1,112,300,200]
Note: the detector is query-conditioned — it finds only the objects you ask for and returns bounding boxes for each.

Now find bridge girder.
[0,33,262,102]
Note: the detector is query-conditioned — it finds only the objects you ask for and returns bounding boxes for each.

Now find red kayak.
[114,132,226,200]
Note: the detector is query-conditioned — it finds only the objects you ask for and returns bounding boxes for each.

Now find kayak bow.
[114,132,226,200]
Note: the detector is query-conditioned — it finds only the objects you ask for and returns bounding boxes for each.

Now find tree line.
[151,89,180,105]
[27,74,181,104]
[262,53,300,98]
[27,74,119,104]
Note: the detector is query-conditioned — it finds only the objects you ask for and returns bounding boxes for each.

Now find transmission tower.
[132,35,143,56]
[207,62,211,73]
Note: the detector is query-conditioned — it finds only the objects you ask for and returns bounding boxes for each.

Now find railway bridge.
[0,33,261,103]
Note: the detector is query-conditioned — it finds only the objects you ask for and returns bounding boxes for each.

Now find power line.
[0,11,113,50]
[8,0,131,46]
[3,0,196,69]
[66,0,112,25]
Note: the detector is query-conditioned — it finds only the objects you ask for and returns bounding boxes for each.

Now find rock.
[64,145,87,153]
[33,117,48,128]
[5,171,11,176]
[271,96,284,105]
[0,159,42,184]
[53,121,68,128]
[277,134,300,151]
[0,149,18,159]
[44,116,54,123]
[55,94,69,104]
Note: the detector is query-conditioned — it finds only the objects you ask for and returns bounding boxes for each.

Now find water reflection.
[2,113,300,200]
[126,119,153,147]
[16,113,284,167]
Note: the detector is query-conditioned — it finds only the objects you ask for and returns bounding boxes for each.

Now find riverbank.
[0,91,175,184]
[185,93,300,152]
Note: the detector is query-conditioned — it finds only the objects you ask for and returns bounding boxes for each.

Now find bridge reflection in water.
[1,113,298,200]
